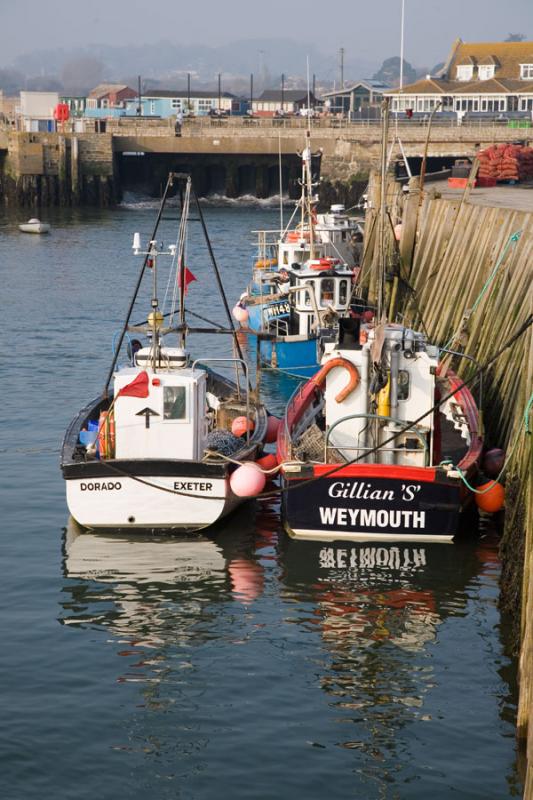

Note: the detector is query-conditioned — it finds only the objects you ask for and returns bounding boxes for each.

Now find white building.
[385,39,533,117]
[19,91,59,131]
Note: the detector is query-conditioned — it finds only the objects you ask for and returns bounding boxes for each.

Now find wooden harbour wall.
[365,178,533,795]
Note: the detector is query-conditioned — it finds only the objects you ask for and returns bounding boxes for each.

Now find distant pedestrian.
[175,111,183,137]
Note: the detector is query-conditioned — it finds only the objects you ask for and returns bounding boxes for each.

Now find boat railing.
[438,348,483,409]
[192,358,251,442]
[325,413,429,465]
[283,381,310,458]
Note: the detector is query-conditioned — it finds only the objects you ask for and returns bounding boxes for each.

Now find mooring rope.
[444,229,522,352]
[68,313,532,502]
[7,317,532,508]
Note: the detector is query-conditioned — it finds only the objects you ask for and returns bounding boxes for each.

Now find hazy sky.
[1,0,531,67]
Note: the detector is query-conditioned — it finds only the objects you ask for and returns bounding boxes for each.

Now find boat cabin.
[113,348,208,461]
[322,323,440,467]
[263,263,354,338]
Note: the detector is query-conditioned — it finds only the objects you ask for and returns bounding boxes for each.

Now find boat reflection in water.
[279,537,479,651]
[60,506,266,650]
[276,531,512,773]
[59,511,519,797]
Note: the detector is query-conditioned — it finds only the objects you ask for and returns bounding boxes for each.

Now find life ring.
[309,257,338,270]
[286,230,310,243]
[310,357,360,403]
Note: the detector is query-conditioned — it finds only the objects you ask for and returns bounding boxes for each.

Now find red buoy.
[475,481,505,513]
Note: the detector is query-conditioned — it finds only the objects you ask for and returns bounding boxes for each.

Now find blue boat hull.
[257,336,319,378]
[247,298,290,332]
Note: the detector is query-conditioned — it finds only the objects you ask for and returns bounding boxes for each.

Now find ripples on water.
[0,199,523,799]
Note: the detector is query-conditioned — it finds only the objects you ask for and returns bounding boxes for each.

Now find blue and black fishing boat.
[234,131,365,378]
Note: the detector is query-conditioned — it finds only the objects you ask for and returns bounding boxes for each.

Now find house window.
[150,101,156,114]
[171,99,182,109]
[478,65,495,81]
[520,64,533,80]
[456,65,474,81]
[100,99,109,108]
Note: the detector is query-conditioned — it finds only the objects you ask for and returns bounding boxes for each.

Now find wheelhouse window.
[164,386,187,420]
[320,278,335,306]
[337,279,349,306]
[298,280,314,307]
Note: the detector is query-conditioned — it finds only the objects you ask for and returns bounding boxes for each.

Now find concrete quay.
[0,117,532,206]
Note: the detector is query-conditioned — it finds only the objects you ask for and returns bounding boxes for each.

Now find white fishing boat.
[276,102,485,542]
[61,173,270,532]
[19,218,51,234]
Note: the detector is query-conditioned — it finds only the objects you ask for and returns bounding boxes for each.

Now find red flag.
[117,371,149,398]
[178,267,197,295]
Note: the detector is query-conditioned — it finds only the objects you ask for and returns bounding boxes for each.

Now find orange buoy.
[255,453,278,471]
[231,416,255,437]
[475,481,505,513]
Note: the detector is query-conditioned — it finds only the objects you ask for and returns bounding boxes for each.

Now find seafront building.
[385,39,533,118]
[3,38,533,131]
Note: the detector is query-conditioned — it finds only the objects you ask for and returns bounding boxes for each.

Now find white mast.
[399,0,405,91]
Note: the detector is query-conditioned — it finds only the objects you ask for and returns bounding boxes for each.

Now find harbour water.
[0,200,524,799]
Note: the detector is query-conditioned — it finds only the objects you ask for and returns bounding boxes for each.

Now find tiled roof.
[386,78,448,95]
[453,77,509,94]
[89,83,133,98]
[322,80,389,98]
[141,89,236,99]
[386,77,533,96]
[447,41,533,79]
[477,55,500,66]
[257,90,315,102]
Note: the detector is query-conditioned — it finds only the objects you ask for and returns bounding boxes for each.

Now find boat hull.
[258,336,319,378]
[19,223,50,234]
[281,464,462,542]
[63,460,237,530]
[247,297,290,331]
